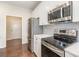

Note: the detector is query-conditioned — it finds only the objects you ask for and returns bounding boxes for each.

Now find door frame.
[6,15,22,45]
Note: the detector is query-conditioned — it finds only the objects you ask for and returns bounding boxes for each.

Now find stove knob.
[63,44,66,47]
[59,42,61,44]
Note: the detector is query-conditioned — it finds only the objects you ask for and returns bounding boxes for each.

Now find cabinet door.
[34,37,41,57]
[73,1,79,22]
[35,38,38,56]
[39,3,48,25]
[34,36,37,54]
[36,38,41,57]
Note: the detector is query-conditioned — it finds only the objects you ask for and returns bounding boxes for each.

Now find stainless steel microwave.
[48,6,62,22]
[48,1,72,23]
[62,1,72,21]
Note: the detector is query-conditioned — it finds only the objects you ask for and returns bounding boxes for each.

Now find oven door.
[41,40,65,57]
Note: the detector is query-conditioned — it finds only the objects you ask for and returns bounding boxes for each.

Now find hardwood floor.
[0,39,34,57]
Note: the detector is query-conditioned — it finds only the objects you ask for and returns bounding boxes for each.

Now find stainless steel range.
[41,29,77,57]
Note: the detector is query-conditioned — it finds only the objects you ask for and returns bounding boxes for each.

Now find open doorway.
[6,16,22,56]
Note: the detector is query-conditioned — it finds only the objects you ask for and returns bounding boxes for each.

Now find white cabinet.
[72,1,79,22]
[34,36,41,57]
[38,3,48,25]
[34,36,37,55]
[36,38,41,57]
[33,34,53,57]
[32,2,48,25]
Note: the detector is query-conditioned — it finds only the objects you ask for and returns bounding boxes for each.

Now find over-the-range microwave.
[48,1,72,23]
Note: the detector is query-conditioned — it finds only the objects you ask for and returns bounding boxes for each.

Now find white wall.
[0,3,32,48]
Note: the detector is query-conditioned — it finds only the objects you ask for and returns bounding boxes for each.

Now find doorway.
[6,16,22,56]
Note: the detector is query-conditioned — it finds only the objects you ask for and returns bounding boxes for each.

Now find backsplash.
[43,22,79,41]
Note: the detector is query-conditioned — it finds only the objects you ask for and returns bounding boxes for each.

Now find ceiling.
[1,1,41,11]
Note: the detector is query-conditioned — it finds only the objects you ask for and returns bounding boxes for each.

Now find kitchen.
[29,1,79,57]
[0,1,79,57]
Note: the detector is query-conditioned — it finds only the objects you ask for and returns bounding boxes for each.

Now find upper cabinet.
[32,1,79,25]
[73,1,79,22]
[38,3,48,25]
[32,2,49,25]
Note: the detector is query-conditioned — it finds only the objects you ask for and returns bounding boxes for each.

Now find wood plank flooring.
[0,39,34,57]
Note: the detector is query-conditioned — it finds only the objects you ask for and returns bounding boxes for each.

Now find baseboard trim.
[0,47,6,51]
[0,45,6,49]
[22,43,28,45]
[22,41,28,45]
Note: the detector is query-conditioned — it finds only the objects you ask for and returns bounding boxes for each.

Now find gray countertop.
[65,42,79,57]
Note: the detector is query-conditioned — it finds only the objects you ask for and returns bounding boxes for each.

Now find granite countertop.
[34,34,53,38]
[65,42,79,57]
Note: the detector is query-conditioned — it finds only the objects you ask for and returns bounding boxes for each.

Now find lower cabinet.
[34,36,41,57]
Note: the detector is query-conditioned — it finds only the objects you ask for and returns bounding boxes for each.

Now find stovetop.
[54,34,77,43]
[42,35,77,50]
[42,29,77,50]
[42,39,67,50]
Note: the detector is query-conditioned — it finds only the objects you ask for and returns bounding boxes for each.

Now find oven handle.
[42,42,63,53]
[42,41,64,57]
